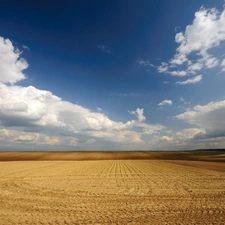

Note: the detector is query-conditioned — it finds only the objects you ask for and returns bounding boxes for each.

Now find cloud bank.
[176,100,225,140]
[0,36,164,150]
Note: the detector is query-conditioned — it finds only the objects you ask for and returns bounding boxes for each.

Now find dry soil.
[0,152,225,224]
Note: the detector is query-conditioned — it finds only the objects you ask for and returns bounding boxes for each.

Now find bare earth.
[0,152,225,224]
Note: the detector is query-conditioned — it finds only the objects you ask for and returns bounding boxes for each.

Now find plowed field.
[1,159,225,224]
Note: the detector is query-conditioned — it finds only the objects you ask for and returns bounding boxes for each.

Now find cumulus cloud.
[175,75,202,85]
[15,133,37,142]
[0,36,166,149]
[0,129,10,140]
[38,135,60,145]
[0,82,140,134]
[140,123,165,135]
[0,129,63,147]
[157,6,225,83]
[174,7,225,59]
[0,37,28,84]
[129,108,146,122]
[176,100,225,140]
[158,99,173,106]
[147,128,211,150]
[69,138,78,146]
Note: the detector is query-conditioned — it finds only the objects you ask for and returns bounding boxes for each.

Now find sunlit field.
[0,151,225,224]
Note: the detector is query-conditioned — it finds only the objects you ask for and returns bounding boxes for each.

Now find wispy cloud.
[111,93,140,97]
[175,75,202,85]
[137,60,155,67]
[22,45,30,51]
[174,26,181,32]
[98,45,113,54]
[179,97,184,102]
[221,59,225,71]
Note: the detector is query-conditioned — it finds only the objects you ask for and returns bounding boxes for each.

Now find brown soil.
[0,157,225,224]
[0,150,224,162]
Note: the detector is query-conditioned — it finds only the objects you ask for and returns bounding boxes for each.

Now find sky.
[0,0,225,151]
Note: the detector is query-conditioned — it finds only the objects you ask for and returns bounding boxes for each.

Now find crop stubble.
[0,159,225,224]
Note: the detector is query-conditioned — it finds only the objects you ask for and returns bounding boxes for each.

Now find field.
[0,151,225,224]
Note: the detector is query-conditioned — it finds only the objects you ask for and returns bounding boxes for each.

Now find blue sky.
[0,0,225,150]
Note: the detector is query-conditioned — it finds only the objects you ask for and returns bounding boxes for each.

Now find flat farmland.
[0,153,225,224]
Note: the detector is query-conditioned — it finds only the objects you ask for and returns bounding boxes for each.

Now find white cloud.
[0,129,62,146]
[158,99,173,106]
[175,26,181,32]
[22,45,30,51]
[221,59,225,66]
[40,136,60,145]
[170,54,188,65]
[0,37,28,84]
[146,128,206,150]
[129,108,146,122]
[0,129,9,140]
[0,81,140,134]
[98,45,112,54]
[0,36,166,149]
[15,133,37,142]
[188,62,203,73]
[200,50,219,68]
[69,138,78,146]
[176,75,202,85]
[179,97,184,102]
[85,138,95,144]
[137,60,155,67]
[169,70,187,76]
[157,6,225,80]
[158,62,169,73]
[140,123,165,135]
[159,136,173,141]
[176,100,225,139]
[174,7,225,59]
[221,59,225,71]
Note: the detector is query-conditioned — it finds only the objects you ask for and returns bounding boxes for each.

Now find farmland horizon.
[0,149,224,162]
